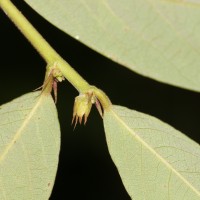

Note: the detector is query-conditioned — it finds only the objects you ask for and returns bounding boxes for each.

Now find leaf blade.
[104,105,200,199]
[0,92,60,200]
[24,0,200,92]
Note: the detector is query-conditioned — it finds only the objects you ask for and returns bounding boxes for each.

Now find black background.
[1,1,200,199]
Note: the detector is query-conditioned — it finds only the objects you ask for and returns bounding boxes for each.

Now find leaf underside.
[0,92,60,200]
[104,105,200,200]
[25,0,200,92]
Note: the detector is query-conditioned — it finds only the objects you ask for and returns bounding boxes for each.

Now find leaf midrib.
[0,94,44,163]
[110,108,200,197]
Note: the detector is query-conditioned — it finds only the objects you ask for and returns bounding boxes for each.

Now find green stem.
[0,0,88,92]
[0,0,111,109]
[0,0,58,64]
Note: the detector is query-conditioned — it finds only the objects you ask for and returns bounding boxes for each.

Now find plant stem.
[0,0,111,109]
[0,0,89,92]
[0,0,58,64]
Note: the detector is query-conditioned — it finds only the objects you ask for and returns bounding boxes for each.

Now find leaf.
[0,92,60,200]
[24,0,200,92]
[103,105,200,199]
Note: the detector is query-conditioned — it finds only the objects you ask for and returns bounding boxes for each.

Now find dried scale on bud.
[51,68,65,103]
[41,67,65,103]
[72,91,103,128]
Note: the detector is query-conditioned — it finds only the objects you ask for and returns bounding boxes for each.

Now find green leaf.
[103,105,200,199]
[0,92,60,200]
[24,0,200,92]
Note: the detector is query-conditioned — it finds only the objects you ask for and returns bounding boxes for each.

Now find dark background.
[1,1,200,199]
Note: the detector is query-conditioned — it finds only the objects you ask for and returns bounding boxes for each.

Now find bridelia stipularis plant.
[0,0,200,200]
